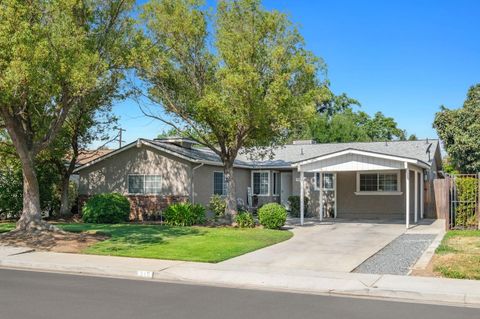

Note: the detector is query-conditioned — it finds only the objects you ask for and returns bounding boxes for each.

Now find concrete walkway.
[0,247,479,307]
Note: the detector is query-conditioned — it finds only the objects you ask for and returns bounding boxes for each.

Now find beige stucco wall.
[78,145,192,196]
[192,165,251,207]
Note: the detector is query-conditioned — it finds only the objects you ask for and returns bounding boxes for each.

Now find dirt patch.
[411,255,442,277]
[0,230,108,253]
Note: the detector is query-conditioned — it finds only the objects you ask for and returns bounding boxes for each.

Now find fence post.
[445,175,450,231]
[477,173,480,230]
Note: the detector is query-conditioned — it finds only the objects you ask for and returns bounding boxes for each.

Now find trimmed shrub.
[82,193,130,224]
[258,203,287,229]
[235,211,255,228]
[208,194,226,219]
[163,203,206,226]
[288,195,309,218]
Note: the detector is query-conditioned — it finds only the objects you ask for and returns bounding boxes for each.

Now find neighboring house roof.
[73,138,439,173]
[72,149,113,166]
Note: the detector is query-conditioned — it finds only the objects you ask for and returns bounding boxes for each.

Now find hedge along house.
[74,137,442,228]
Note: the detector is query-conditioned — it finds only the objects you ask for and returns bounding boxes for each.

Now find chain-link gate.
[447,173,480,229]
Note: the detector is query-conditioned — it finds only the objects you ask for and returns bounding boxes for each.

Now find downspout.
[191,163,204,204]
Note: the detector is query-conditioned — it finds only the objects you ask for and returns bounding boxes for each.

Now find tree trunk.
[59,176,71,217]
[224,161,237,222]
[16,156,43,230]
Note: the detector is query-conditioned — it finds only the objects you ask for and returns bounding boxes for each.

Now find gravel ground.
[353,234,436,275]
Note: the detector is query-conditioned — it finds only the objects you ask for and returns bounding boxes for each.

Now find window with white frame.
[272,172,281,195]
[213,171,227,195]
[128,174,162,194]
[252,171,269,195]
[315,173,335,190]
[357,172,400,193]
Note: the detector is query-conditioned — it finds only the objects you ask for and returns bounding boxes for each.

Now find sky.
[105,0,480,148]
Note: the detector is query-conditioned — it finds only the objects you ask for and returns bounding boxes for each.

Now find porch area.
[295,149,430,228]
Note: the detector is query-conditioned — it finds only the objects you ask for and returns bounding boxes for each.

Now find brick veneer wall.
[78,194,189,221]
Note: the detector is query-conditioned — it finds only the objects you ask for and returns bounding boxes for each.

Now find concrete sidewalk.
[0,246,479,308]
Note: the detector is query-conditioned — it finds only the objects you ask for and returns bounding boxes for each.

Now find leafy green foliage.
[163,203,206,226]
[258,203,287,229]
[208,195,227,219]
[82,193,131,224]
[298,108,412,143]
[453,177,478,228]
[434,84,480,173]
[0,150,61,219]
[287,195,310,218]
[235,211,255,228]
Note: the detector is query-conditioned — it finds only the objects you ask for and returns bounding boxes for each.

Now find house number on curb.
[137,270,154,278]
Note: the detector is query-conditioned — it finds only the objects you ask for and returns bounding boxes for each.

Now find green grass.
[0,223,15,233]
[433,230,480,280]
[0,222,293,262]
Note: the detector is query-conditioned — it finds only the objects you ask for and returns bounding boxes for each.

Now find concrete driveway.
[220,220,407,273]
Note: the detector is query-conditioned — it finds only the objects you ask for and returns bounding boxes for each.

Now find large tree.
[299,107,413,143]
[136,0,327,218]
[434,84,480,173]
[50,101,119,217]
[0,0,133,230]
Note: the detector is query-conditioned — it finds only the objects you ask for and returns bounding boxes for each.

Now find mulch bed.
[0,229,108,253]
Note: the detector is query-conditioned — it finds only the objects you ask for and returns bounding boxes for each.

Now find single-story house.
[74,137,442,227]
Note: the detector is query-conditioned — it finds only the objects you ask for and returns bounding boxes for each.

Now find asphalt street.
[0,268,477,319]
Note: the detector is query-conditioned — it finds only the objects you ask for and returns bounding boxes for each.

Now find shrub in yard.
[82,193,130,224]
[258,203,287,229]
[208,194,227,219]
[235,211,255,228]
[163,203,206,226]
[288,195,309,218]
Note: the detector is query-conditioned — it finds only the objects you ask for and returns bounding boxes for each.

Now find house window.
[315,173,334,190]
[128,174,162,194]
[273,172,281,196]
[145,175,162,194]
[357,172,400,193]
[252,171,270,196]
[213,171,227,195]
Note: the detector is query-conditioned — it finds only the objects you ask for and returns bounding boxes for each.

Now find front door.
[320,172,337,218]
[280,172,292,209]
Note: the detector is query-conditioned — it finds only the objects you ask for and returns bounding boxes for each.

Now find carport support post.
[300,171,305,226]
[405,168,410,229]
[319,172,323,222]
[414,171,418,223]
[420,171,424,219]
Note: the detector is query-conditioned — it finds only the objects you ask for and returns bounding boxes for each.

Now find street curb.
[2,256,480,308]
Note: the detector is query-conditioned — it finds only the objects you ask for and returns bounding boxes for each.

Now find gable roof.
[73,138,439,172]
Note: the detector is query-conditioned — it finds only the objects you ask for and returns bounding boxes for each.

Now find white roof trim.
[295,149,430,170]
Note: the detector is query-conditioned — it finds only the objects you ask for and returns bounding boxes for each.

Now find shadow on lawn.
[61,224,206,246]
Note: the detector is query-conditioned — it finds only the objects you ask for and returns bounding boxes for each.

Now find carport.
[295,149,430,228]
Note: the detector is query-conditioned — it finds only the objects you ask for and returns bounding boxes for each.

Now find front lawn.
[433,230,480,280]
[1,223,293,263]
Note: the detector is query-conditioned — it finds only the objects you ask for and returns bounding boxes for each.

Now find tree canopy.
[298,106,413,143]
[434,84,480,173]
